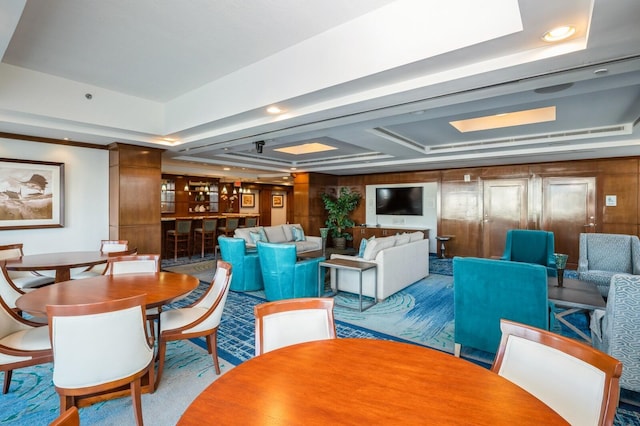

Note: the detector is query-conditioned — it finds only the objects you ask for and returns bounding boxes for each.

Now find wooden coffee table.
[547,277,606,342]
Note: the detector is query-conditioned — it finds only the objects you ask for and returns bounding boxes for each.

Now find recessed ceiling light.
[450,106,556,133]
[223,167,230,171]
[275,142,337,155]
[267,106,283,114]
[542,25,576,42]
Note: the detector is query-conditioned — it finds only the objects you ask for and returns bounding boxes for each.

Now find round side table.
[435,236,453,259]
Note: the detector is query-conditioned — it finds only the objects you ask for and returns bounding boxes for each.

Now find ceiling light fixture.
[266,106,282,114]
[275,142,337,155]
[542,25,576,42]
[449,106,556,133]
[255,140,265,154]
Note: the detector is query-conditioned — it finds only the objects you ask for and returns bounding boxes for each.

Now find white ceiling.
[1,0,639,184]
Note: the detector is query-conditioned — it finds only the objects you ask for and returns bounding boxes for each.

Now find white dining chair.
[155,260,232,389]
[46,294,154,426]
[71,240,133,279]
[254,297,336,356]
[491,318,622,426]
[0,294,52,394]
[0,243,54,289]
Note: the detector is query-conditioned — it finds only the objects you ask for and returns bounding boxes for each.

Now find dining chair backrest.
[49,406,79,426]
[254,297,336,355]
[0,243,23,261]
[192,261,232,315]
[100,240,129,254]
[491,319,622,426]
[0,261,24,308]
[105,254,160,275]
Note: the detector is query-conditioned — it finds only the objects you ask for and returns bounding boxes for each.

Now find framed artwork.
[0,158,65,230]
[241,193,255,208]
[272,194,284,208]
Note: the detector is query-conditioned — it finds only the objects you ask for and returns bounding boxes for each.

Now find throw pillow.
[257,227,268,242]
[358,236,375,257]
[292,226,306,241]
[249,231,265,245]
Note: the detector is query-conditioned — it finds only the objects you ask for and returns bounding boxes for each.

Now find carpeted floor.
[3,256,638,424]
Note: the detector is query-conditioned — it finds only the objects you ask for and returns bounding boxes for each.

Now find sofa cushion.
[395,233,411,246]
[362,236,396,261]
[265,226,288,243]
[294,240,319,252]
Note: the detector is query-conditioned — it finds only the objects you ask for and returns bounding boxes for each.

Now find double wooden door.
[481,177,596,267]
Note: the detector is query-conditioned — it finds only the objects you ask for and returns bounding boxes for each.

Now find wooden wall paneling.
[259,190,272,226]
[439,180,482,258]
[482,179,528,258]
[109,143,162,254]
[599,168,638,230]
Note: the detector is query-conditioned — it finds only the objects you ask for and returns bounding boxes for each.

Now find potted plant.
[321,187,362,249]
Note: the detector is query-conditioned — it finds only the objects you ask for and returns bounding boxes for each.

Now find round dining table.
[178,338,567,425]
[15,271,199,317]
[4,250,108,283]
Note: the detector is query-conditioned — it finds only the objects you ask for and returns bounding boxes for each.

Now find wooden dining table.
[4,251,108,283]
[15,271,199,317]
[178,338,567,425]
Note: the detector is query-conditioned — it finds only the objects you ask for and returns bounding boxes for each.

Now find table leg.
[55,268,71,283]
[555,308,592,342]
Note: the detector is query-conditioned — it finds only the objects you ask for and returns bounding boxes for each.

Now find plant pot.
[333,237,346,250]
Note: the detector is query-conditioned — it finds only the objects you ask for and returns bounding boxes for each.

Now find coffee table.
[548,277,606,342]
[319,258,377,311]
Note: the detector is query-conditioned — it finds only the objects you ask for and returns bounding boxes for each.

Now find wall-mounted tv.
[375,187,423,216]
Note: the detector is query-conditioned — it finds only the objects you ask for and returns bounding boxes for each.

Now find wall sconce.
[161,183,167,192]
[221,185,227,195]
[184,183,189,191]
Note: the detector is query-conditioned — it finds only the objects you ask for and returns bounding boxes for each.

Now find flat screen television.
[375,187,423,216]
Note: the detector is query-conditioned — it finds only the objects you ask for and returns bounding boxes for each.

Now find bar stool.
[194,218,217,258]
[217,217,240,237]
[166,220,192,261]
[244,217,258,228]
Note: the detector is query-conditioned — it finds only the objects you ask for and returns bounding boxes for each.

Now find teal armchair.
[257,241,325,301]
[218,236,263,292]
[501,229,557,277]
[453,257,550,355]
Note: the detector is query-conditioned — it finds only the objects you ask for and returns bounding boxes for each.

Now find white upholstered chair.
[0,243,54,289]
[0,294,52,394]
[71,240,133,279]
[491,319,622,426]
[155,260,232,388]
[105,254,161,338]
[47,294,154,426]
[254,297,336,356]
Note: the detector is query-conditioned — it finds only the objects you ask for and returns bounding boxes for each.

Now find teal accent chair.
[257,241,325,301]
[218,236,263,292]
[453,257,550,355]
[501,229,557,277]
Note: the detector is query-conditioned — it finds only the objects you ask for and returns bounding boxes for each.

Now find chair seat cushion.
[0,325,51,351]
[161,307,207,332]
[12,275,55,289]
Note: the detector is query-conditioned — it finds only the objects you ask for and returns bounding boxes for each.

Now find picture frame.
[241,193,255,208]
[272,194,284,208]
[0,158,65,230]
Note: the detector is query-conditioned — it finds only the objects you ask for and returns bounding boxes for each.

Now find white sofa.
[329,231,429,301]
[234,224,322,254]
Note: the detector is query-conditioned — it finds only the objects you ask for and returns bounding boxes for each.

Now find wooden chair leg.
[130,378,144,426]
[206,330,221,375]
[3,369,12,394]
[155,339,168,391]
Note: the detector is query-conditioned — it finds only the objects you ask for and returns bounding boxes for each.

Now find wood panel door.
[482,179,528,259]
[541,177,596,268]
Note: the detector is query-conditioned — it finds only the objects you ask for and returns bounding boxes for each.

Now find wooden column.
[109,143,163,254]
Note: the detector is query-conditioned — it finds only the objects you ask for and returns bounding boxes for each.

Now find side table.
[318,258,377,312]
[435,236,453,259]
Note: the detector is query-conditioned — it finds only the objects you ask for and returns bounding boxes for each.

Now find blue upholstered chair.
[578,233,640,298]
[218,236,263,292]
[453,257,550,355]
[256,241,325,301]
[500,229,557,277]
[591,274,640,393]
